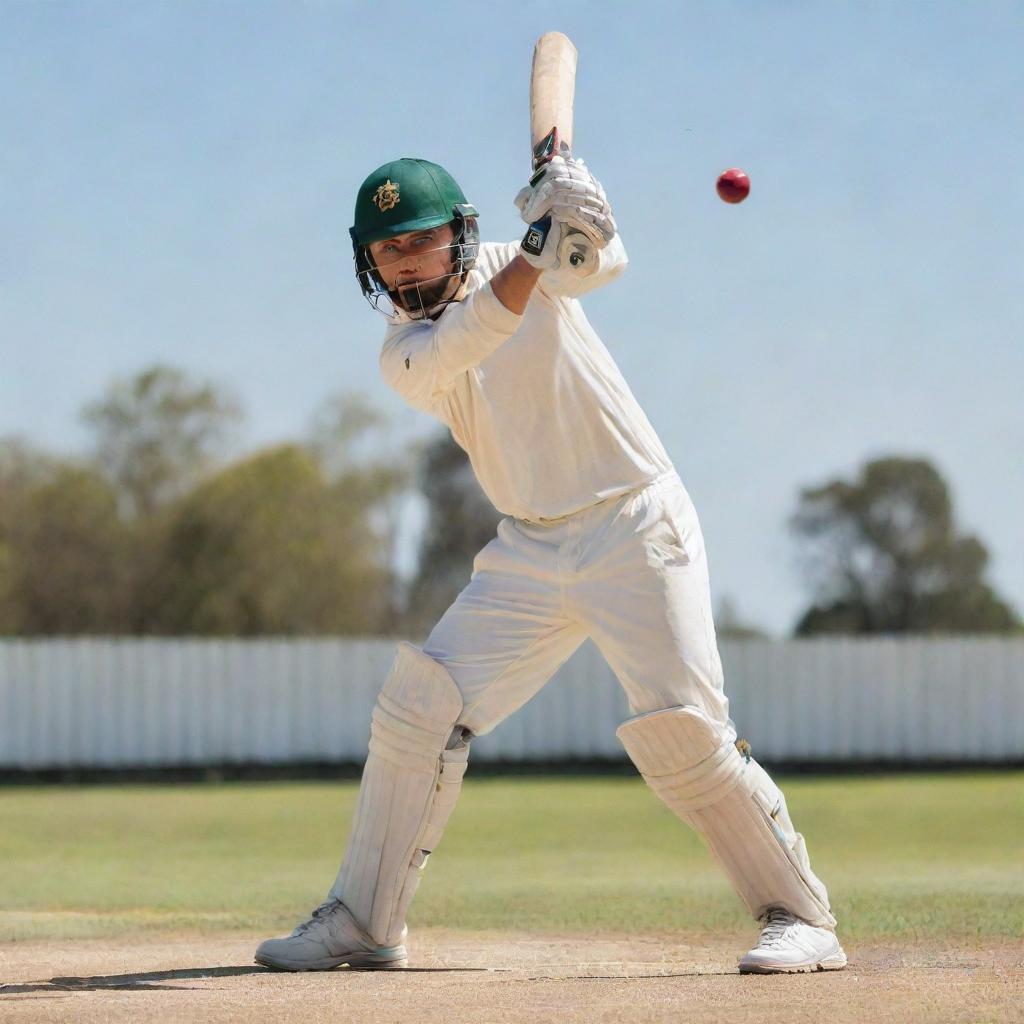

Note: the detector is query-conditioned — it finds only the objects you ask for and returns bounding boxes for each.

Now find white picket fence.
[0,637,1022,768]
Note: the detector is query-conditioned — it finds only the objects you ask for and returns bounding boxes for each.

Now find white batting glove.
[514,156,617,248]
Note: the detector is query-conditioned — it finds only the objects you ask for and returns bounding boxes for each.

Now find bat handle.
[532,127,564,171]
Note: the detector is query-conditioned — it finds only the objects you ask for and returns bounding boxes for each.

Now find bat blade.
[526,31,589,268]
[531,32,577,166]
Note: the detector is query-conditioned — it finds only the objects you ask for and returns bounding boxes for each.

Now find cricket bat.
[522,31,590,268]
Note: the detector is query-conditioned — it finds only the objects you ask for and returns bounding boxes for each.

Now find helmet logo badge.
[372,179,400,212]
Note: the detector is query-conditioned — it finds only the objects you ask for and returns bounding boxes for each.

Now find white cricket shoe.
[738,906,848,974]
[255,899,408,971]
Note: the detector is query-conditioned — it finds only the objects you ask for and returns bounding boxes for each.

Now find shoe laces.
[757,907,799,948]
[294,899,342,936]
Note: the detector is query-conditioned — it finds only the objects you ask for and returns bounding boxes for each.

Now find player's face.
[368,224,456,291]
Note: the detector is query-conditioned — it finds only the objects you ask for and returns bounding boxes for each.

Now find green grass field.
[1,772,1021,944]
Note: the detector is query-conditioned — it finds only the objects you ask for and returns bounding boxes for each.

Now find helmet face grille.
[352,209,479,321]
[354,236,470,321]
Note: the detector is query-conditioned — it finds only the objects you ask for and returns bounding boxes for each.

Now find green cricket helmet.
[351,157,479,319]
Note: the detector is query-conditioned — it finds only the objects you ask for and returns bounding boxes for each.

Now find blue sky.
[2,1,1022,633]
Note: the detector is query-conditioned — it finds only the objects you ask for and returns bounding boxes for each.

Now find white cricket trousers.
[423,471,735,739]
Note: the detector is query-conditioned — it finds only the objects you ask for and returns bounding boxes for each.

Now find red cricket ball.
[716,168,750,204]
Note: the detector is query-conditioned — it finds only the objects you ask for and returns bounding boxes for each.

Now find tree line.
[1,368,404,635]
[1,366,1018,637]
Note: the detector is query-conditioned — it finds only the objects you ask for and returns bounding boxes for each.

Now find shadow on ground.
[0,961,514,995]
[0,960,741,996]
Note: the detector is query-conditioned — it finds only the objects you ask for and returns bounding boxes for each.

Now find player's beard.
[392,271,460,320]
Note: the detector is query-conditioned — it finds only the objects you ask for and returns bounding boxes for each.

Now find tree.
[1,385,412,636]
[791,456,1020,635]
[715,595,768,639]
[404,431,501,635]
[147,444,397,635]
[0,440,129,633]
[307,391,416,631]
[308,392,394,478]
[307,392,412,610]
[0,436,60,491]
[83,365,240,517]
[0,439,55,631]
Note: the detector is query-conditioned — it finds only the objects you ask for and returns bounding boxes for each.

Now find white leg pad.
[617,706,836,928]
[330,642,468,947]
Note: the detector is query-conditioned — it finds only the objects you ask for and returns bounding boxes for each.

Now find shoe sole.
[255,948,408,972]
[739,949,848,975]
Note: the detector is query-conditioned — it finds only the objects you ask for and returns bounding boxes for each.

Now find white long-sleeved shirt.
[379,237,673,522]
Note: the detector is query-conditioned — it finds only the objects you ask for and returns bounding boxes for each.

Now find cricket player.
[256,156,847,974]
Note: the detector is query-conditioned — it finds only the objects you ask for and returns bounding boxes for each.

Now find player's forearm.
[490,255,542,314]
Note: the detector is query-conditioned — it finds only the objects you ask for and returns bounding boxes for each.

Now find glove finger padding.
[546,203,617,246]
[513,184,533,218]
[550,213,604,248]
[520,180,607,225]
[517,155,613,226]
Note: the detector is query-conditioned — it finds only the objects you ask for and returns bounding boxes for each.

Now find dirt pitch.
[2,930,1022,1024]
